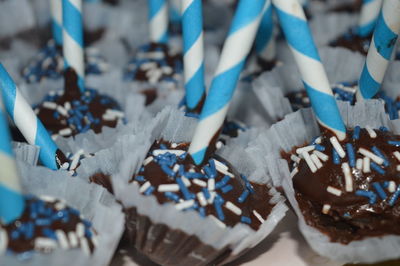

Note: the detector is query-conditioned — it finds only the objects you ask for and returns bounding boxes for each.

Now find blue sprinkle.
[176,178,195,200]
[209,159,217,174]
[370,162,385,174]
[371,146,389,167]
[204,165,216,179]
[42,228,57,239]
[240,216,251,224]
[83,220,92,228]
[214,200,225,221]
[202,188,210,199]
[345,143,356,168]
[383,181,389,188]
[161,164,176,177]
[246,182,255,193]
[135,175,145,182]
[144,186,155,195]
[221,185,233,193]
[343,212,351,219]
[140,167,145,172]
[160,144,167,150]
[389,185,400,206]
[353,126,360,140]
[238,190,250,203]
[215,176,230,189]
[372,182,387,200]
[35,218,51,226]
[332,149,340,165]
[314,144,326,151]
[69,208,79,216]
[184,172,205,179]
[185,112,200,119]
[11,230,20,240]
[25,222,34,239]
[388,140,400,146]
[85,228,93,238]
[355,190,377,204]
[164,192,180,202]
[199,207,206,218]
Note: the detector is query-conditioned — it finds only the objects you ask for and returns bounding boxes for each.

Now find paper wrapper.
[12,141,40,166]
[75,106,287,265]
[247,99,400,263]
[0,160,125,266]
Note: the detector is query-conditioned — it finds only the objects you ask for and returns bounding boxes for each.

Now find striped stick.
[170,0,181,24]
[357,0,383,37]
[357,0,400,100]
[62,0,85,91]
[51,0,63,46]
[188,0,268,165]
[0,64,61,170]
[0,90,25,224]
[149,0,169,43]
[273,0,346,141]
[255,0,275,61]
[182,0,205,112]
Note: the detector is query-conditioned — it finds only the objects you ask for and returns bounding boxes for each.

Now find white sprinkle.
[55,230,69,249]
[152,149,186,156]
[216,141,223,149]
[214,159,228,172]
[208,191,216,204]
[197,192,207,206]
[70,156,81,171]
[192,179,207,187]
[253,210,265,224]
[290,167,299,178]
[43,101,57,109]
[208,178,215,191]
[60,162,70,170]
[310,154,323,169]
[35,237,57,250]
[182,176,191,187]
[225,201,242,215]
[51,134,58,141]
[57,106,68,116]
[315,137,322,144]
[296,145,315,155]
[71,149,84,160]
[79,237,90,256]
[162,66,173,75]
[302,152,317,173]
[389,181,396,193]
[362,157,371,173]
[102,113,117,121]
[0,229,8,253]
[158,184,180,192]
[366,125,377,138]
[313,150,329,162]
[175,199,195,210]
[105,109,125,118]
[171,143,178,148]
[356,158,363,170]
[55,201,66,210]
[59,128,72,136]
[143,156,153,166]
[393,151,400,162]
[91,235,98,247]
[39,195,56,202]
[290,154,301,163]
[209,215,226,229]
[329,137,346,158]
[341,163,353,192]
[359,148,384,165]
[172,164,180,173]
[76,223,85,237]
[68,232,78,248]
[327,186,342,196]
[397,165,400,172]
[140,62,157,70]
[322,204,331,214]
[139,181,151,193]
[64,102,71,110]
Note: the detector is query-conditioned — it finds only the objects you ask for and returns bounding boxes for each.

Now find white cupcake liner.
[247,99,400,263]
[12,142,40,166]
[75,106,287,264]
[0,0,36,39]
[0,161,124,266]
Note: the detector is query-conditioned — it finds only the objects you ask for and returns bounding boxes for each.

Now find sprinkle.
[161,165,175,177]
[397,165,400,172]
[56,106,68,116]
[302,152,317,173]
[296,145,315,154]
[388,140,400,146]
[43,101,57,109]
[139,181,151,193]
[209,215,226,228]
[164,192,180,202]
[135,175,145,182]
[345,143,356,167]
[0,230,7,253]
[370,162,385,174]
[68,232,78,248]
[366,126,377,138]
[355,190,377,204]
[224,201,242,215]
[353,126,360,140]
[143,156,154,166]
[290,154,301,163]
[356,158,363,170]
[389,185,400,206]
[290,167,299,178]
[35,237,57,249]
[214,159,229,172]
[394,151,400,162]
[322,204,331,214]
[372,182,387,200]
[176,178,194,200]
[208,191,216,204]
[208,178,215,191]
[79,237,90,256]
[59,128,73,136]
[175,199,195,210]
[241,216,251,224]
[327,186,342,196]
[332,149,340,165]
[197,192,207,206]
[153,149,186,156]
[252,210,265,224]
[330,137,346,158]
[314,137,322,144]
[310,154,323,169]
[76,223,85,237]
[181,177,191,187]
[314,144,326,151]
[214,200,225,221]
[363,157,371,173]
[238,190,250,203]
[144,186,155,195]
[215,175,230,189]
[221,185,233,193]
[389,181,396,193]
[55,230,69,249]
[359,148,384,165]
[341,163,353,192]
[313,150,329,162]
[192,179,207,187]
[158,184,180,192]
[371,146,389,166]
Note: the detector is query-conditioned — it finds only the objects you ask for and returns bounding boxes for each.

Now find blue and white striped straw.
[0,91,25,224]
[170,0,181,25]
[182,0,205,112]
[358,0,383,37]
[273,0,346,141]
[189,0,268,165]
[62,0,85,91]
[255,0,275,61]
[357,0,400,100]
[0,64,60,170]
[149,0,169,43]
[51,0,63,46]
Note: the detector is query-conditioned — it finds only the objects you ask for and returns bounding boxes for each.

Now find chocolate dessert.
[329,30,371,55]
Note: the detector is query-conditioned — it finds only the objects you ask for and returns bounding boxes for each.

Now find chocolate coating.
[330,30,371,55]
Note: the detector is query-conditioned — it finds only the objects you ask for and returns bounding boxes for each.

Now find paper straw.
[182,0,205,112]
[357,0,383,37]
[272,0,347,141]
[0,64,61,170]
[357,0,400,100]
[62,0,85,91]
[255,0,275,61]
[188,0,268,165]
[149,0,169,43]
[51,0,63,46]
[0,91,25,224]
[170,0,181,24]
